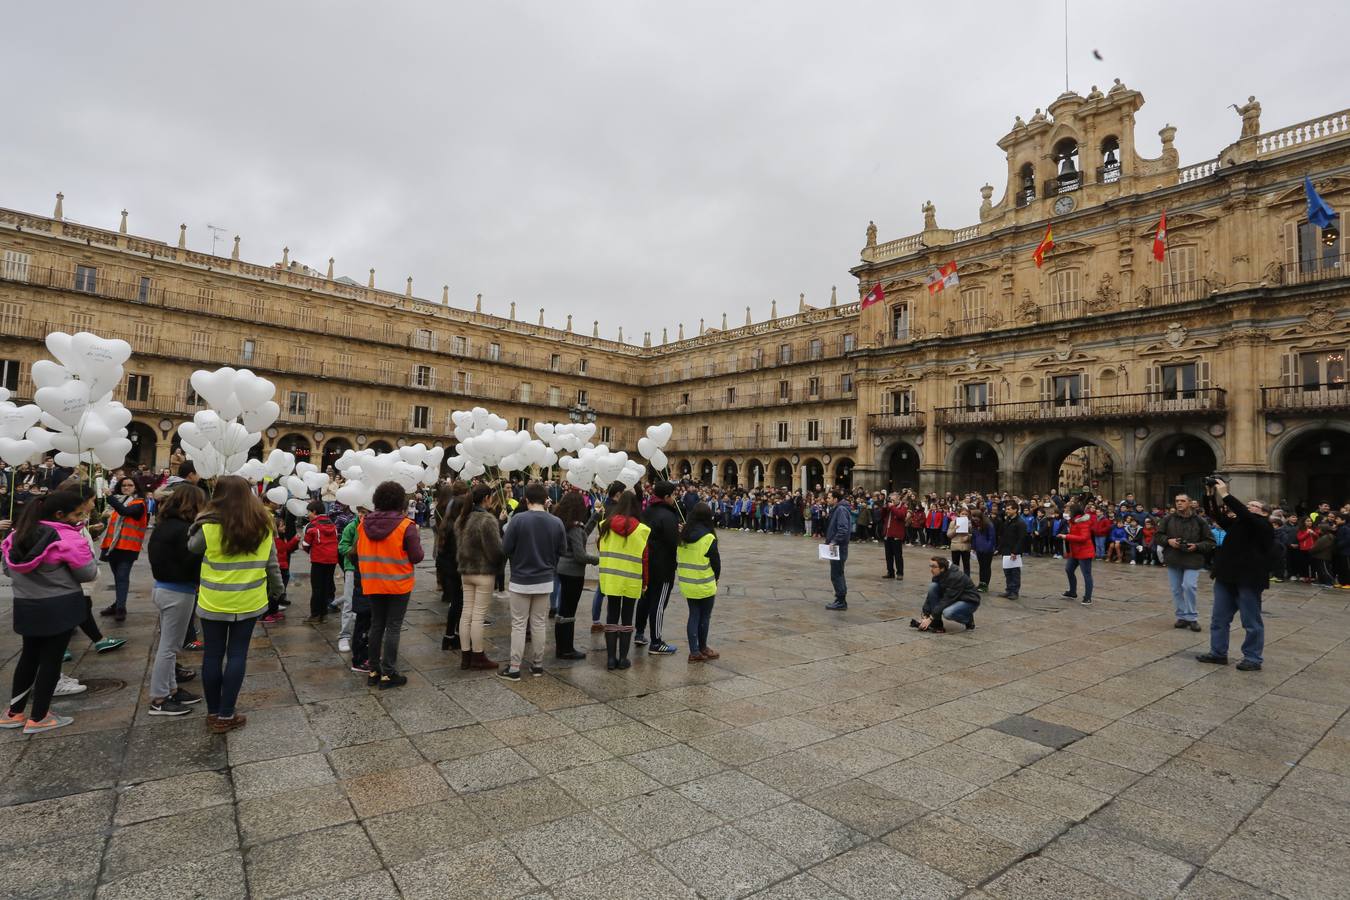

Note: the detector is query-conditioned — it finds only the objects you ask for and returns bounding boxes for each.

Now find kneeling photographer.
[1196,476,1274,672]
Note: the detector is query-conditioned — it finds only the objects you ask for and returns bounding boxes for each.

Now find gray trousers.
[151,587,195,699]
[338,569,356,640]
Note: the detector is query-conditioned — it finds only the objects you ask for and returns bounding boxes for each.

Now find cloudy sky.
[7,1,1346,339]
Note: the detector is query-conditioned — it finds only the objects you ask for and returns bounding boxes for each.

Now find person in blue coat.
[823,489,853,611]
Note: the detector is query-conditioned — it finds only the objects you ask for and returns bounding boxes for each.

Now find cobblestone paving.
[2,531,1348,898]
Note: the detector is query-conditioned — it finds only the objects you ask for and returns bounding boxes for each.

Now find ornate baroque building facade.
[1,83,1347,506]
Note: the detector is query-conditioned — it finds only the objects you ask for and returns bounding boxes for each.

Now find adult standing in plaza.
[357,481,424,689]
[1197,478,1274,671]
[99,474,149,623]
[189,476,282,734]
[2,489,98,733]
[456,486,503,670]
[635,481,681,654]
[824,488,852,611]
[881,492,907,580]
[498,484,565,681]
[1062,503,1095,605]
[1153,493,1214,632]
[970,508,997,591]
[145,484,205,716]
[996,502,1027,601]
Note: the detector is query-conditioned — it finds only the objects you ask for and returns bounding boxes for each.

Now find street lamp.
[568,402,596,425]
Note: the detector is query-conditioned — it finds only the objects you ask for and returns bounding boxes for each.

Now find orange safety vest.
[356,517,415,595]
[101,499,147,553]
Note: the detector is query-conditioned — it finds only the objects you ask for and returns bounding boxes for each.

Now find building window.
[412,405,430,430]
[196,286,215,310]
[489,342,501,361]
[126,373,150,402]
[809,338,823,360]
[292,345,311,368]
[2,250,30,281]
[960,287,986,324]
[517,416,530,432]
[1161,246,1198,288]
[451,335,467,355]
[251,296,267,321]
[699,424,710,445]
[550,353,561,372]
[376,399,392,420]
[778,380,790,401]
[1049,269,1080,310]
[726,386,736,404]
[578,357,587,374]
[0,359,20,391]
[776,421,789,443]
[0,302,26,330]
[1299,349,1347,389]
[839,417,854,441]
[601,426,613,444]
[287,391,308,416]
[807,420,820,442]
[963,382,989,411]
[136,276,151,303]
[455,371,471,393]
[680,392,690,406]
[414,364,434,388]
[74,264,97,293]
[518,382,532,403]
[751,348,763,369]
[778,343,792,364]
[577,389,588,406]
[1160,363,1197,400]
[1294,220,1342,273]
[413,328,434,350]
[842,333,856,353]
[185,385,205,407]
[889,389,914,414]
[891,303,910,341]
[842,373,854,394]
[548,386,561,406]
[191,331,210,356]
[1052,374,1083,407]
[807,377,820,396]
[333,395,351,418]
[334,352,351,376]
[133,323,154,347]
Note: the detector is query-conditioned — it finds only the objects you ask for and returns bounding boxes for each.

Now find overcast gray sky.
[7,1,1347,339]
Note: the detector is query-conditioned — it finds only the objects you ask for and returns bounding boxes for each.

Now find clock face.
[1054,195,1075,215]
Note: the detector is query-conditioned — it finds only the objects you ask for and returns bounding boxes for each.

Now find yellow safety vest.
[197,523,271,616]
[676,533,717,599]
[597,523,651,599]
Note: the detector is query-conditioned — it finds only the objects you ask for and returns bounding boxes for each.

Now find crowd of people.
[2,453,1346,735]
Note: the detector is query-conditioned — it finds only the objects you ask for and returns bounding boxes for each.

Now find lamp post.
[567,402,596,426]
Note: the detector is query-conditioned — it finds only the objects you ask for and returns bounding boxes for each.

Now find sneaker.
[182,640,204,651]
[1,709,27,728]
[649,642,678,655]
[1236,659,1263,671]
[260,613,284,624]
[634,636,648,648]
[1062,591,1076,599]
[1188,621,1201,632]
[1195,653,1229,665]
[23,713,74,734]
[302,616,324,625]
[175,665,196,683]
[825,601,848,611]
[1173,619,1191,629]
[54,674,87,696]
[93,637,126,653]
[278,600,292,609]
[367,672,381,687]
[351,662,371,674]
[170,688,201,705]
[338,638,352,653]
[149,697,193,716]
[1129,560,1137,565]
[328,601,340,612]
[977,583,988,592]
[63,650,73,662]
[530,665,545,678]
[497,667,521,682]
[207,713,247,734]
[379,672,408,690]
[1081,597,1092,606]
[99,604,118,617]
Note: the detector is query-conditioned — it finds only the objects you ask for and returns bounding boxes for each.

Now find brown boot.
[469,651,497,670]
[208,713,247,734]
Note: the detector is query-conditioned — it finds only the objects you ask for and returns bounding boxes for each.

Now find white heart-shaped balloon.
[193,409,224,444]
[30,360,73,389]
[0,403,42,439]
[241,400,280,433]
[232,370,275,410]
[95,436,133,469]
[286,498,310,518]
[283,475,306,497]
[650,449,668,470]
[0,437,37,466]
[34,380,91,428]
[265,486,289,505]
[44,332,76,369]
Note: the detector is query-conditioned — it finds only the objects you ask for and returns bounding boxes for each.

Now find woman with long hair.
[437,481,469,651]
[146,484,207,716]
[455,485,502,670]
[554,491,598,659]
[678,501,721,661]
[597,490,650,670]
[99,474,149,622]
[1062,502,1095,605]
[188,475,282,733]
[2,489,99,733]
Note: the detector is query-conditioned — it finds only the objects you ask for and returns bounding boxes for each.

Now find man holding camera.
[1196,477,1274,672]
[1153,493,1215,631]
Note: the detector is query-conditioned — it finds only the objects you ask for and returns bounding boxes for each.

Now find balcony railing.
[1277,251,1349,287]
[867,412,927,434]
[667,432,858,453]
[1261,382,1350,413]
[935,389,1226,428]
[1096,162,1122,184]
[1044,174,1082,196]
[1139,278,1212,308]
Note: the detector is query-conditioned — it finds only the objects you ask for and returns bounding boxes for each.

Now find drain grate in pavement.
[75,678,126,697]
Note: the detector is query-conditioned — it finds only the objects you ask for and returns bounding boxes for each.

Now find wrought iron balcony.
[1277,251,1349,287]
[1261,382,1350,414]
[867,412,927,434]
[935,389,1226,428]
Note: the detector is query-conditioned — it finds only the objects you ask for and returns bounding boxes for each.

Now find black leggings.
[558,574,585,620]
[8,630,74,722]
[605,595,636,632]
[368,594,411,675]
[951,550,971,576]
[309,563,336,618]
[976,551,994,586]
[78,594,103,643]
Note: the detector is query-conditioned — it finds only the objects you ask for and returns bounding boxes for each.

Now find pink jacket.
[1,520,95,574]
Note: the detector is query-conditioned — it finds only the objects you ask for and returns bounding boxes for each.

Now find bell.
[1104,148,1119,166]
[1058,155,1078,178]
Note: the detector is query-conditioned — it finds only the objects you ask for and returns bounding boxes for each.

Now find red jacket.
[275,535,301,571]
[303,516,340,565]
[1090,514,1113,538]
[1065,516,1096,559]
[883,504,908,539]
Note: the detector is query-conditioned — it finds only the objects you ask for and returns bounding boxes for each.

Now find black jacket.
[924,566,980,615]
[996,515,1027,555]
[1206,493,1274,590]
[147,517,204,585]
[643,502,681,580]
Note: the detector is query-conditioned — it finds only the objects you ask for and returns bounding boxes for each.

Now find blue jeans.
[591,585,604,624]
[1065,557,1093,599]
[550,577,561,616]
[942,600,978,626]
[1094,536,1107,558]
[109,551,137,612]
[687,596,715,653]
[1210,580,1264,664]
[1003,561,1021,596]
[201,616,258,718]
[829,545,849,602]
[1167,566,1200,622]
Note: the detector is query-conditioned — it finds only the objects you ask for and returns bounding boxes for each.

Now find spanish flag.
[1032,225,1054,268]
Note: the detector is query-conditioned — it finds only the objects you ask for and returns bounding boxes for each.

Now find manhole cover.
[76,678,125,697]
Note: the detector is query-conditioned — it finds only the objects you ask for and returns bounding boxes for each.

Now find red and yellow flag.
[1032,225,1055,268]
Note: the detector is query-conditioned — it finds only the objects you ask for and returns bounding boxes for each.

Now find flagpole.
[1063,0,1069,93]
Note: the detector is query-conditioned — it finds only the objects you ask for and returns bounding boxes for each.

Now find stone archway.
[721,459,739,486]
[771,458,793,489]
[745,458,765,489]
[126,421,158,469]
[885,441,920,491]
[802,458,825,493]
[698,459,715,484]
[322,437,354,473]
[1273,425,1350,510]
[677,459,692,479]
[1144,433,1219,508]
[1017,434,1123,498]
[833,457,855,490]
[950,440,999,494]
[278,433,312,462]
[368,439,395,454]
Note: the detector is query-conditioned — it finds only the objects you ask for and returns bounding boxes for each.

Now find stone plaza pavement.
[2,530,1349,899]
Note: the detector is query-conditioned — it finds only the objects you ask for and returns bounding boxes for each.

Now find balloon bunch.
[259,452,333,518]
[22,332,136,471]
[176,367,279,479]
[557,444,645,491]
[636,423,673,474]
[332,444,445,512]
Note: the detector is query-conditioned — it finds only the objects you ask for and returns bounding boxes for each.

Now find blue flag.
[1305,176,1338,229]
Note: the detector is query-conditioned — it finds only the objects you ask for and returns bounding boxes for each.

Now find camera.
[1203,476,1218,487]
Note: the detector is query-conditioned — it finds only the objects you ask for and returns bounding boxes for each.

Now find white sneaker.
[54,674,87,696]
[338,638,351,653]
[1129,560,1136,565]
